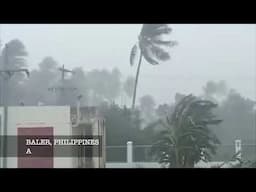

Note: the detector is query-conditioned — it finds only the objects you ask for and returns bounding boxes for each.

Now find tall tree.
[139,94,157,129]
[151,94,222,168]
[139,95,156,112]
[103,104,143,161]
[214,89,255,147]
[106,68,121,102]
[202,80,228,102]
[174,93,186,104]
[87,68,122,105]
[156,103,173,118]
[123,76,135,99]
[23,56,59,105]
[1,39,27,69]
[68,67,88,106]
[0,39,28,105]
[129,24,177,109]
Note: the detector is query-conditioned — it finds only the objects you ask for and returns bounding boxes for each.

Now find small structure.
[0,106,72,168]
[0,106,105,168]
[71,106,106,168]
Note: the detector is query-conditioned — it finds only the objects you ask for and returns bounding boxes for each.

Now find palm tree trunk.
[132,51,143,109]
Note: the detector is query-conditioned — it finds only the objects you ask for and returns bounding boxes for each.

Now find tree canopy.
[151,94,222,168]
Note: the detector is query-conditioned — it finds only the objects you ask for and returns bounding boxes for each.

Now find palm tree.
[129,24,177,109]
[151,94,222,168]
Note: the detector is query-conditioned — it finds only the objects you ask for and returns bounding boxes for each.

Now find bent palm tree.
[130,24,177,109]
[151,94,222,168]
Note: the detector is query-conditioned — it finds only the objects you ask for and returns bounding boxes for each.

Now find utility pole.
[0,44,29,168]
[48,65,77,106]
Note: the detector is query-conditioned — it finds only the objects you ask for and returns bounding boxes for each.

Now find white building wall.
[0,106,73,168]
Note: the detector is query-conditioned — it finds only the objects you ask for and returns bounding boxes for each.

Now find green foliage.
[123,76,135,98]
[0,39,28,105]
[138,24,177,65]
[139,95,156,112]
[214,89,255,146]
[201,82,256,161]
[156,104,173,118]
[151,94,222,168]
[23,56,59,105]
[103,104,147,145]
[87,68,122,104]
[203,80,227,98]
[39,57,58,72]
[101,103,155,161]
[139,95,157,128]
[1,39,28,69]
[130,44,139,67]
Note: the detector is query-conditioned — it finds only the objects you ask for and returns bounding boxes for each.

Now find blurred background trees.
[0,39,255,164]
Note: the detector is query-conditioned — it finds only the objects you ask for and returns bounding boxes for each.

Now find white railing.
[106,139,249,168]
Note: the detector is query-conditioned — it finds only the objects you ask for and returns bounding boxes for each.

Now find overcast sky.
[0,24,255,104]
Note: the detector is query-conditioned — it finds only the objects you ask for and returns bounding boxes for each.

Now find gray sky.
[0,24,255,104]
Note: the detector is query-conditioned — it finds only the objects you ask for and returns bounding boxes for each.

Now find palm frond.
[179,129,209,140]
[130,44,138,66]
[152,39,178,47]
[150,45,170,61]
[137,24,176,66]
[174,95,196,128]
[141,46,159,65]
[202,151,212,162]
[201,119,222,125]
[140,24,172,37]
[151,94,222,167]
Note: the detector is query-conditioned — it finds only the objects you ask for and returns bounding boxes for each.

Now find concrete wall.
[106,161,239,168]
[106,162,162,168]
[72,119,105,168]
[71,106,106,168]
[105,141,240,168]
[1,106,73,168]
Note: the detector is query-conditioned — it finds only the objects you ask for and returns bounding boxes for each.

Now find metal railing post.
[127,141,133,168]
[235,139,242,160]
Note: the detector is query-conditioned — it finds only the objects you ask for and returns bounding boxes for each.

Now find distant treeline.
[0,39,135,107]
